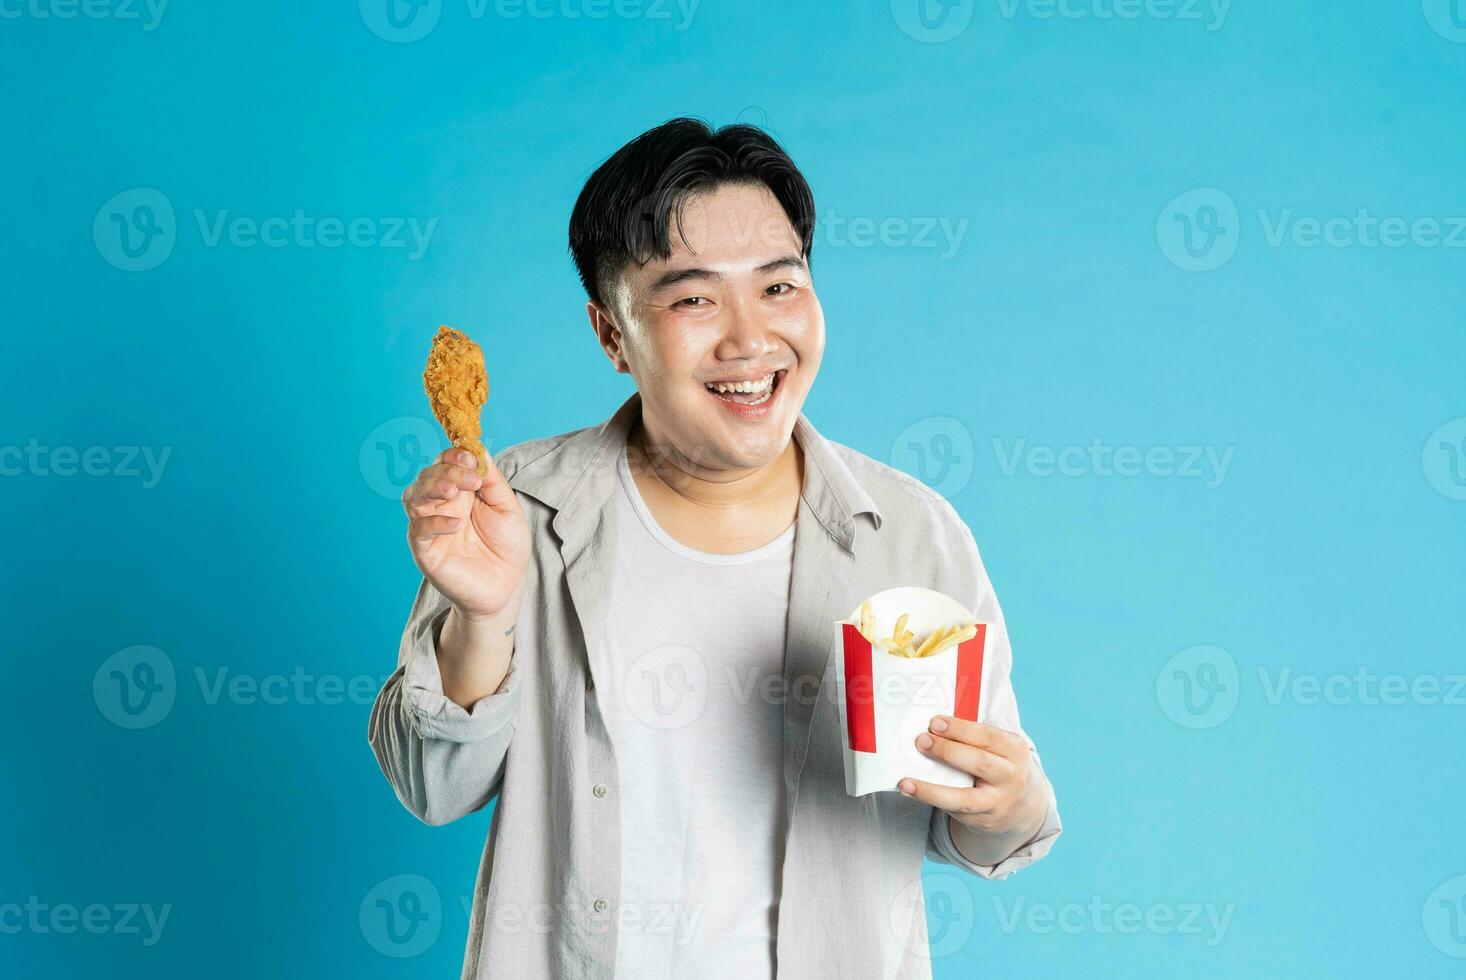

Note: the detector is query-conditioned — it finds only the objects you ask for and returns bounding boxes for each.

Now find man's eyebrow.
[647,255,808,293]
[648,266,721,292]
[755,255,807,275]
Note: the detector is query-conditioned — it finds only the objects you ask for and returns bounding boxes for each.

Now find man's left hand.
[898,716,1048,842]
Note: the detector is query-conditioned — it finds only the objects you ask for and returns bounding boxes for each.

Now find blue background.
[4,0,1465,976]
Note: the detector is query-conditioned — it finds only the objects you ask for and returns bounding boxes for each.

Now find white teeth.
[706,373,774,394]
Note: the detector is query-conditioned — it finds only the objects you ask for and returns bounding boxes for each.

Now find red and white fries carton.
[834,586,991,797]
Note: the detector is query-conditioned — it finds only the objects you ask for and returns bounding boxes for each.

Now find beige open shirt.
[369,392,1063,979]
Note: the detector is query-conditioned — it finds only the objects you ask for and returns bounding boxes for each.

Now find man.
[369,118,1062,979]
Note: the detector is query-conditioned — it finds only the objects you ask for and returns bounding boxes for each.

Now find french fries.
[854,600,977,658]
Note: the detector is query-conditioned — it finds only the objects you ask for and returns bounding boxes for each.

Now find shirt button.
[593,899,609,914]
[593,783,608,799]
[586,674,595,691]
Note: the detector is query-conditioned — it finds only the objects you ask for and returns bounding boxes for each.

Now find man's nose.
[714,300,779,361]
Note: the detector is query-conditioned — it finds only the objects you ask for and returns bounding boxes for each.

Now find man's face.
[591,182,823,474]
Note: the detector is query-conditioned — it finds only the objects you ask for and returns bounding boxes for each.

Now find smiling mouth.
[704,370,785,406]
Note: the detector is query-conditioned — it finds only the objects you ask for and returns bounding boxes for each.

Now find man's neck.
[626,417,802,554]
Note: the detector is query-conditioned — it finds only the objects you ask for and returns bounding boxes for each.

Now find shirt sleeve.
[367,578,522,825]
[924,521,1063,879]
[926,745,1062,880]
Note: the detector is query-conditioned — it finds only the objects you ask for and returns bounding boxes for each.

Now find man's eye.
[675,296,710,308]
[767,282,796,296]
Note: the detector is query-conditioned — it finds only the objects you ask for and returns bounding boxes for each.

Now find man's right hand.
[403,448,531,628]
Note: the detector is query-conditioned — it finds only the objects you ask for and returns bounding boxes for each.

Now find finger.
[915,731,1014,782]
[896,777,1001,816]
[404,475,457,507]
[470,451,519,511]
[408,514,462,544]
[928,716,1029,762]
[403,463,482,509]
[438,447,470,465]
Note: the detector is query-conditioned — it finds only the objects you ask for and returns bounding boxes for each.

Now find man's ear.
[587,300,630,374]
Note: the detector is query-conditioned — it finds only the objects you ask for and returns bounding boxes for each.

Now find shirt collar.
[507,390,883,550]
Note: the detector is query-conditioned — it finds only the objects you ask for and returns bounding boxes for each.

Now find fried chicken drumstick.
[423,325,490,478]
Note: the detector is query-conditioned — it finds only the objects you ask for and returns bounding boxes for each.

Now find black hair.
[568,117,816,307]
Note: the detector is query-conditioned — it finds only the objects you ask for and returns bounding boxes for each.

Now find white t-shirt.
[599,445,795,980]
